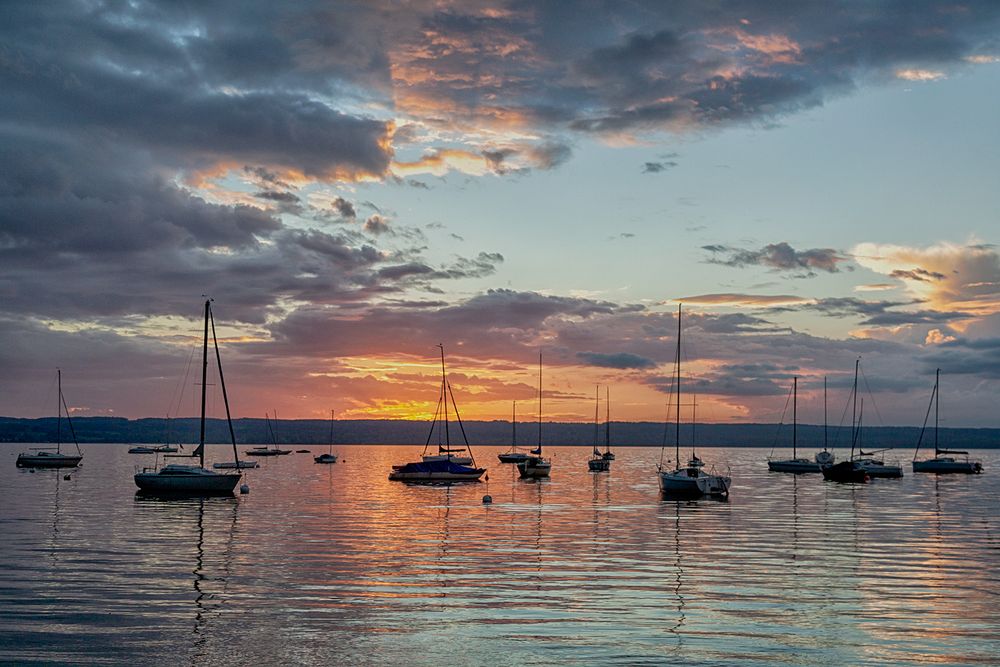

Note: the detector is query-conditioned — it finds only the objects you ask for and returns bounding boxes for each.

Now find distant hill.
[1,416,998,448]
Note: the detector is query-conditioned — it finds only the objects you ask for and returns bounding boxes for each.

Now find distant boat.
[389,345,485,483]
[134,299,243,495]
[16,370,83,469]
[212,460,258,469]
[767,377,822,473]
[246,412,293,456]
[588,385,610,472]
[315,409,339,464]
[913,369,984,474]
[852,372,903,478]
[498,401,531,463]
[128,444,179,454]
[518,353,551,479]
[656,304,730,498]
[822,359,869,483]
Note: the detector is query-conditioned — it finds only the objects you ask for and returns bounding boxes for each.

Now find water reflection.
[1,445,998,666]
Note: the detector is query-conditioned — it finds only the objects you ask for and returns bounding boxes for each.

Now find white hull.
[517,458,551,478]
[913,458,982,474]
[658,468,730,497]
[857,459,903,478]
[768,458,821,473]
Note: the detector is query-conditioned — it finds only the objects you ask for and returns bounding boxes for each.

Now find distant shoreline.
[2,416,998,448]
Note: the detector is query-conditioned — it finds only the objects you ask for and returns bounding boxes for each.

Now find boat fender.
[240,484,250,494]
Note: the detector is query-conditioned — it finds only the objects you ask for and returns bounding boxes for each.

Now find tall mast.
[537,352,542,449]
[512,401,517,447]
[605,386,610,452]
[934,368,940,455]
[438,344,449,448]
[675,303,682,466]
[850,358,859,461]
[329,409,335,455]
[593,386,600,452]
[823,376,828,451]
[56,369,62,454]
[199,299,210,468]
[792,376,797,459]
[209,304,240,467]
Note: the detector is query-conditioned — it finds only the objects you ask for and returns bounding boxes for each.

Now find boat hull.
[498,452,530,463]
[768,458,821,473]
[388,459,485,483]
[422,454,473,465]
[212,461,259,469]
[16,453,82,468]
[913,458,983,474]
[134,467,241,494]
[314,454,338,464]
[517,457,551,478]
[822,461,868,483]
[658,468,730,498]
[858,460,904,478]
[602,452,615,461]
[246,449,291,456]
[588,458,610,472]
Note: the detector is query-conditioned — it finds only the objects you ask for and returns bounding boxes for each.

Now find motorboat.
[315,409,339,464]
[134,299,243,495]
[16,370,83,469]
[655,304,730,498]
[913,369,984,474]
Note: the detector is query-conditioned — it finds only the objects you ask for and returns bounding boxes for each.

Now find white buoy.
[240,484,250,494]
[482,494,492,504]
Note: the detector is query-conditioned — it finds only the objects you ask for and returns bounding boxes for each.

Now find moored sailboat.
[656,304,730,498]
[518,353,551,479]
[134,299,243,495]
[314,409,339,464]
[768,377,822,473]
[498,401,531,463]
[246,412,293,456]
[389,345,486,483]
[588,386,610,472]
[913,369,983,474]
[822,360,869,483]
[16,370,83,469]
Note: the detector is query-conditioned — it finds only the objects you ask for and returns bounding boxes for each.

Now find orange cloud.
[678,293,809,307]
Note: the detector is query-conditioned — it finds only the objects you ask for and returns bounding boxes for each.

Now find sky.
[2,1,999,427]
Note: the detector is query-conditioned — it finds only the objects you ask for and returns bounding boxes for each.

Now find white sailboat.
[518,353,551,479]
[134,299,243,494]
[913,369,983,474]
[767,377,822,473]
[315,409,339,464]
[16,370,83,469]
[656,304,730,498]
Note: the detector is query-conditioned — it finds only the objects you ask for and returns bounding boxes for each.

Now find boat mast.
[198,299,210,468]
[209,303,241,468]
[512,401,517,447]
[934,368,940,456]
[605,386,611,454]
[329,409,335,455]
[56,369,62,454]
[850,358,859,461]
[438,344,450,449]
[675,303,682,467]
[792,376,797,459]
[823,376,828,451]
[593,385,600,454]
[537,352,542,452]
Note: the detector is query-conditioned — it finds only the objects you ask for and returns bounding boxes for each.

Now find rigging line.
[913,378,936,460]
[209,305,240,465]
[858,364,886,427]
[168,340,199,420]
[769,382,794,457]
[60,389,82,455]
[447,381,473,465]
[422,390,443,452]
[830,378,854,451]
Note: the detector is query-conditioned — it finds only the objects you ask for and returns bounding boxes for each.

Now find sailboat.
[588,385,610,472]
[389,345,486,482]
[16,370,84,468]
[656,304,731,498]
[518,353,552,478]
[768,377,822,473]
[602,386,615,461]
[822,360,869,483]
[314,410,339,464]
[851,366,903,478]
[246,412,292,456]
[913,370,983,474]
[134,299,243,494]
[498,401,531,463]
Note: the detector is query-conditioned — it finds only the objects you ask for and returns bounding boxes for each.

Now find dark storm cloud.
[799,298,972,326]
[923,338,1000,378]
[576,351,657,369]
[703,242,848,275]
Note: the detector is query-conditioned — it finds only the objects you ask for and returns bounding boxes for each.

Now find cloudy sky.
[2,1,999,427]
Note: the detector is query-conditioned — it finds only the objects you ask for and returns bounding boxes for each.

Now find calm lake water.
[1,444,998,666]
